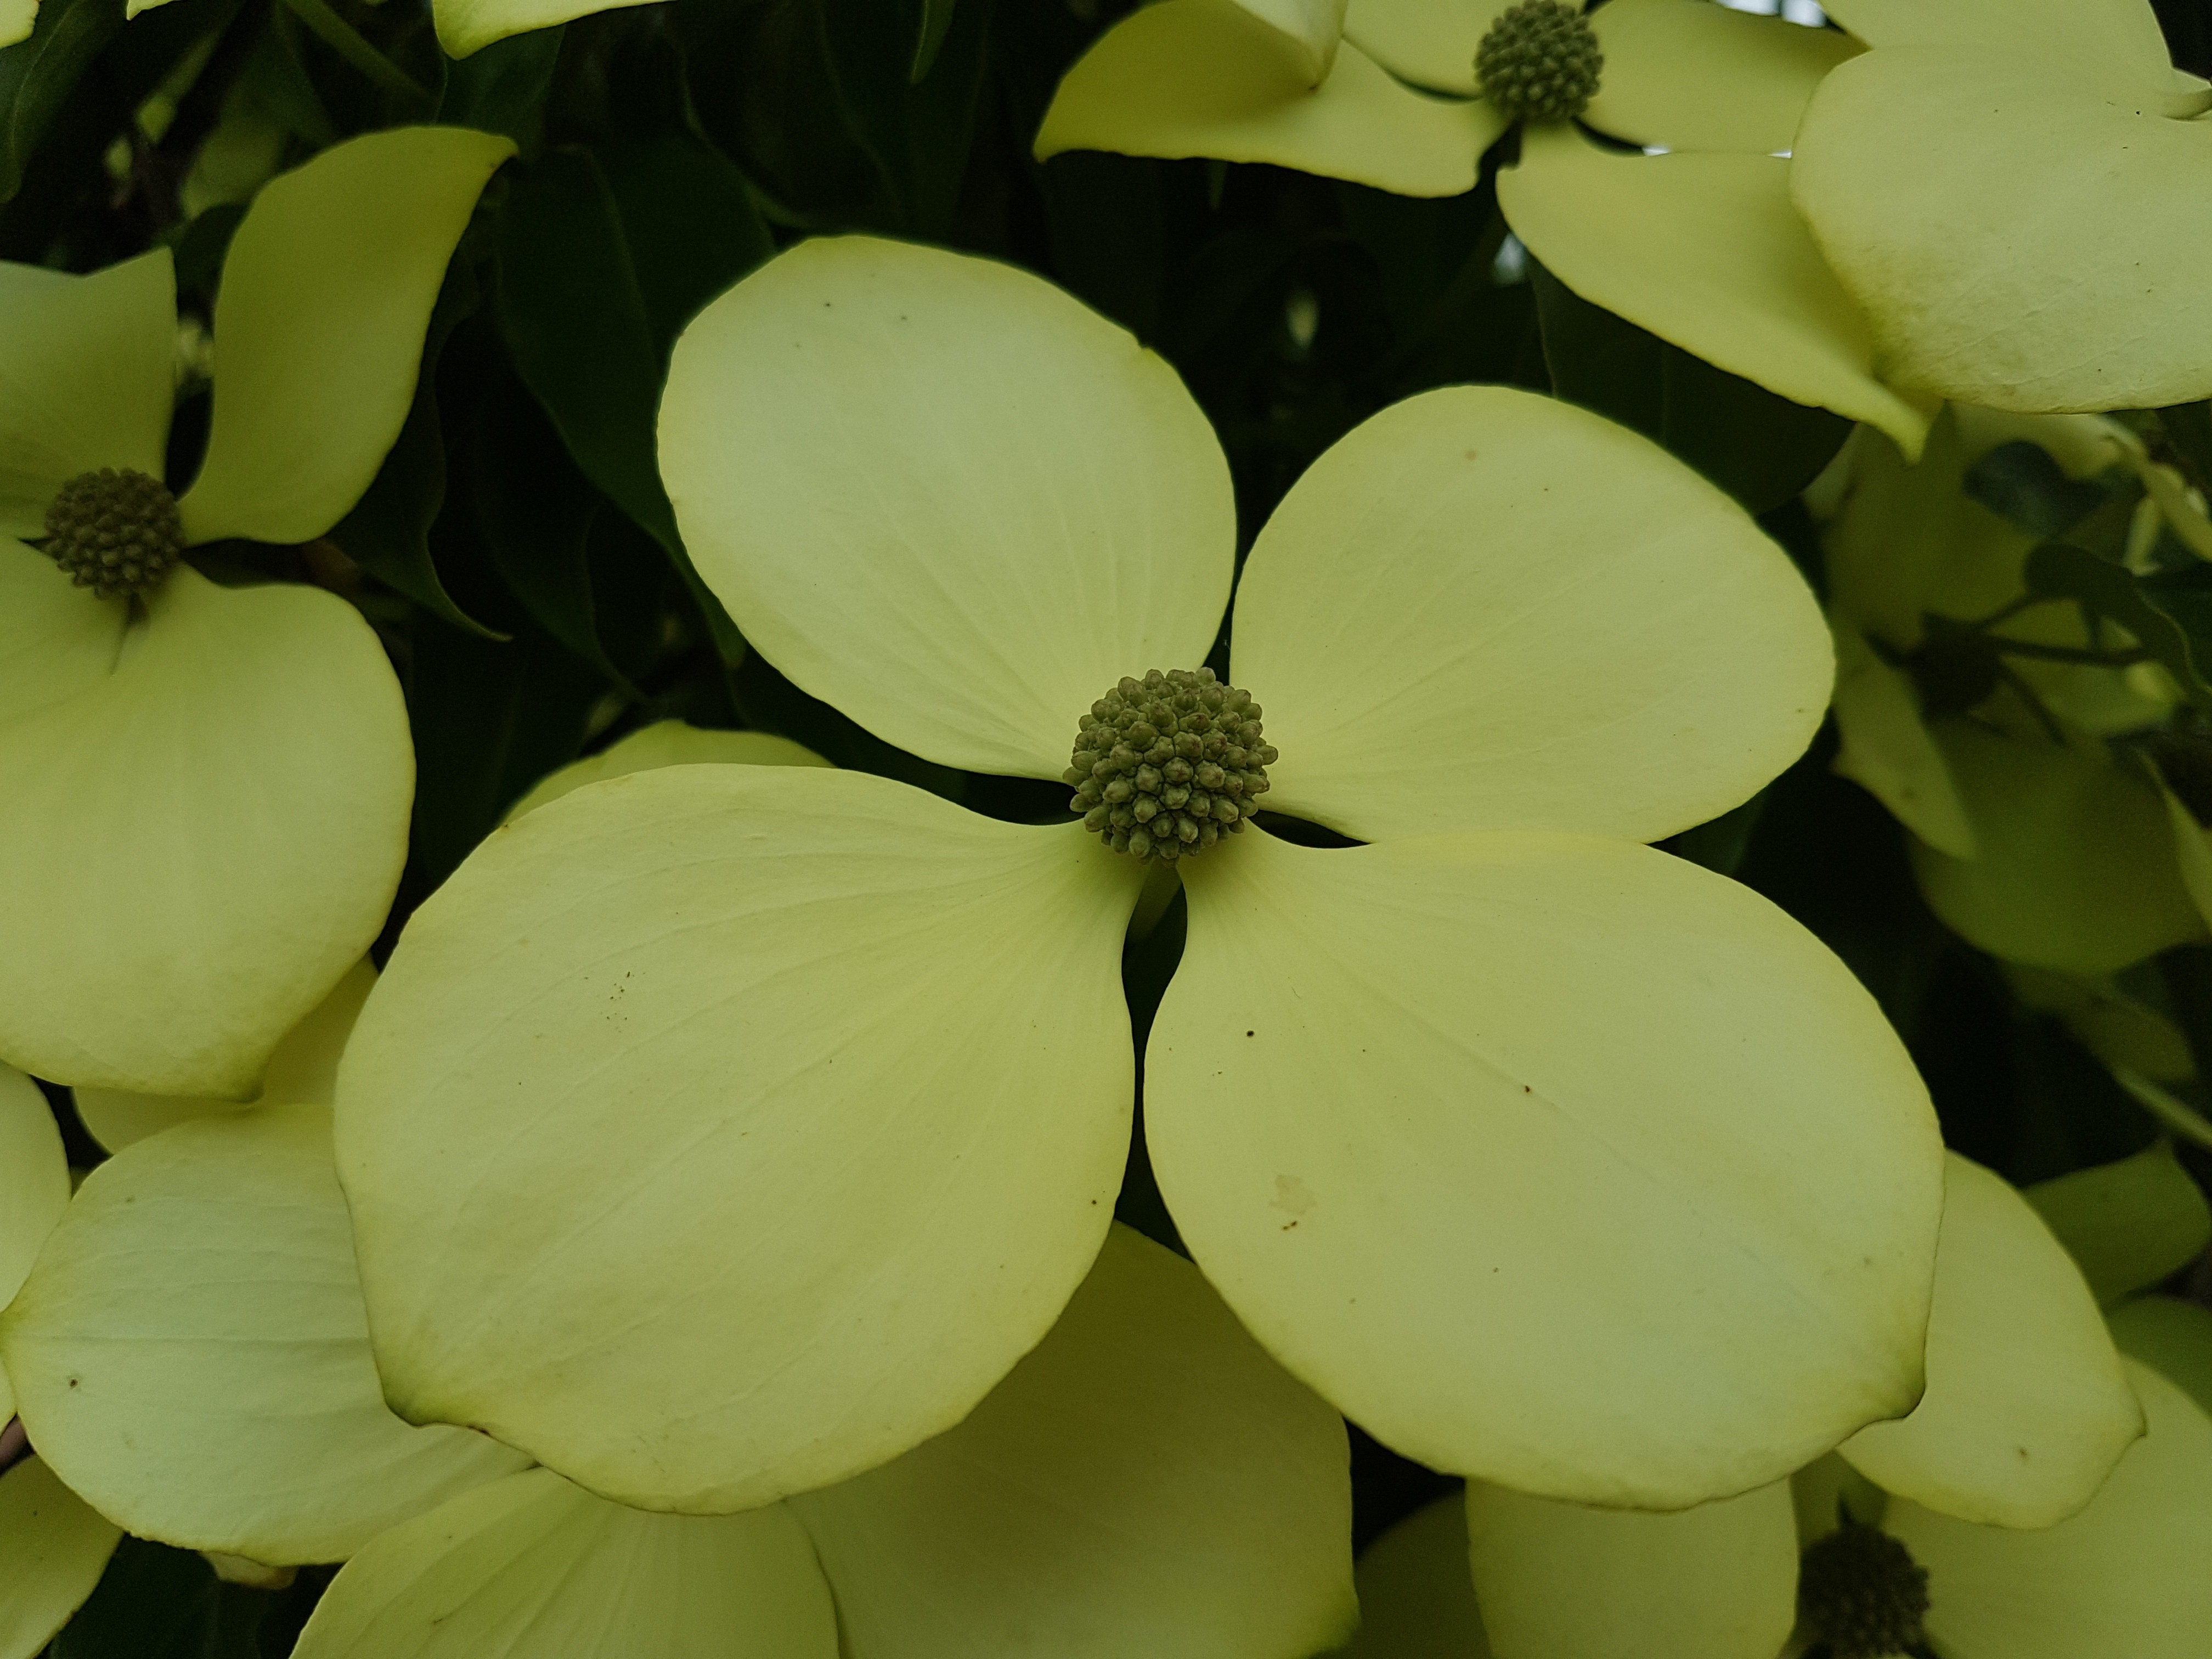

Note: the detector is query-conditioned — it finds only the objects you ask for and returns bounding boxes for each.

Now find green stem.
[275,0,431,108]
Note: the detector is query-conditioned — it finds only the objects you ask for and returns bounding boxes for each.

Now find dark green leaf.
[436,22,563,146]
[1964,439,2117,540]
[594,123,772,352]
[2159,400,2212,496]
[910,0,956,81]
[0,0,122,203]
[1531,262,1849,515]
[2022,539,2212,714]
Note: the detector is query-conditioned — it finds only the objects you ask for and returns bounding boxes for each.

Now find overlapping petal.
[337,765,1144,1513]
[0,566,411,1096]
[0,1458,122,1659]
[1886,1359,2212,1659]
[502,721,828,823]
[0,1065,67,1428]
[177,126,515,548]
[1034,0,1502,198]
[0,1107,529,1564]
[1147,827,1942,1508]
[1333,1494,1491,1659]
[1793,48,2212,413]
[1339,0,1506,95]
[73,957,376,1154]
[1906,721,2203,974]
[1837,1154,2143,1528]
[660,235,1236,779]
[1820,0,2179,98]
[1462,1479,1796,1659]
[290,1471,837,1659]
[789,1224,1355,1659]
[0,252,174,540]
[1583,0,1861,154]
[1231,385,1830,844]
[1501,127,1932,453]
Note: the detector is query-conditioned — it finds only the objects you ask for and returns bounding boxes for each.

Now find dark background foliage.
[7,0,2212,1646]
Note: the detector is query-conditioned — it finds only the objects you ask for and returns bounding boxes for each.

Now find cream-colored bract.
[4,1096,1356,1659]
[1149,828,1938,1506]
[1797,0,2212,411]
[341,233,1941,1516]
[500,720,829,822]
[0,1107,531,1564]
[1231,385,1829,844]
[0,125,511,1099]
[338,766,1146,1514]
[1035,0,1930,453]
[1837,1154,2143,1528]
[1464,1480,1796,1659]
[72,958,377,1154]
[1887,1361,2212,1659]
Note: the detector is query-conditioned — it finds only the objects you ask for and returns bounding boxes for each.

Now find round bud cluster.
[1796,1522,1931,1659]
[42,467,185,600]
[1066,668,1277,863]
[1475,0,1603,124]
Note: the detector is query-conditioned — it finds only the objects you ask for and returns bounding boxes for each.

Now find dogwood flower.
[1793,0,2212,414]
[1339,1152,2207,1659]
[1818,405,2210,973]
[1036,0,1931,454]
[0,125,511,1101]
[0,1069,117,1659]
[333,233,1942,1522]
[0,1105,1357,1659]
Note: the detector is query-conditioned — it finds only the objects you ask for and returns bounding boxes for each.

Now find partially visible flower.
[335,233,1942,1523]
[0,126,511,1100]
[0,1104,1357,1659]
[1037,0,1932,454]
[1818,405,2211,974]
[1795,0,2212,414]
[0,1066,120,1657]
[1338,1153,2209,1659]
[499,719,831,823]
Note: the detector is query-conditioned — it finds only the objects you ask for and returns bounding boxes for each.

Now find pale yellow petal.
[1839,1154,2143,1528]
[2023,1142,2212,1307]
[0,1067,67,1313]
[178,127,514,546]
[1463,1480,1796,1659]
[74,958,376,1153]
[1907,721,2204,974]
[337,766,1143,1513]
[660,235,1235,779]
[1340,0,1509,95]
[0,568,411,1097]
[1793,49,2212,413]
[1829,622,1976,859]
[2109,1295,2212,1415]
[1035,0,1502,197]
[0,1458,122,1659]
[1819,0,2177,100]
[1233,385,1827,843]
[792,1224,1353,1659]
[291,1470,837,1659]
[1501,128,1932,454]
[503,721,828,824]
[0,1107,528,1565]
[1148,828,1942,1508]
[0,251,174,540]
[0,0,33,50]
[435,0,655,58]
[0,539,127,726]
[1242,0,1348,78]
[1333,1495,1491,1659]
[1584,0,1861,154]
[1887,1360,2212,1659]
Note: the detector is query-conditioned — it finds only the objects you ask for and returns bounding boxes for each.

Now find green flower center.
[1065,668,1276,863]
[1475,0,1603,124]
[1796,1522,1932,1659]
[42,467,185,600]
